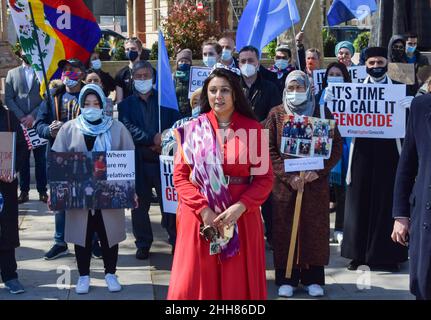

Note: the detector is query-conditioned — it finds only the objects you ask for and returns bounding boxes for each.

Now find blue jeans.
[54,210,67,247]
[132,162,176,249]
[19,145,47,193]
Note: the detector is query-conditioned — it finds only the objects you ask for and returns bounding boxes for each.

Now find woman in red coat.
[167,67,273,300]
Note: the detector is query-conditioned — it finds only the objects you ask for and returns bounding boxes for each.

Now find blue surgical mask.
[203,56,217,68]
[192,105,201,117]
[221,49,232,61]
[406,45,416,54]
[91,59,102,70]
[275,59,289,70]
[240,63,258,78]
[81,107,103,122]
[327,76,344,83]
[63,78,79,88]
[134,79,153,94]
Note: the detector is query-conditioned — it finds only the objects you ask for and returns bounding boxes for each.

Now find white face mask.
[91,59,102,70]
[192,105,201,117]
[63,78,79,88]
[134,79,153,94]
[240,63,258,78]
[221,49,232,61]
[327,76,344,83]
[286,92,308,106]
[203,56,217,68]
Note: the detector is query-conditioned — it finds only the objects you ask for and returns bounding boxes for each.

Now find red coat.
[167,110,273,300]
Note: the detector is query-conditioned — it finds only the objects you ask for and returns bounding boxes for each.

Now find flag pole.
[157,30,161,134]
[287,0,301,71]
[28,2,51,107]
[300,0,317,32]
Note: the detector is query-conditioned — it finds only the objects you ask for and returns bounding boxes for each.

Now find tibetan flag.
[8,0,101,97]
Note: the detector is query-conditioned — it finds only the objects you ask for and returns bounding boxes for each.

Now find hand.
[304,171,319,183]
[200,206,218,228]
[323,89,335,103]
[153,133,162,146]
[391,218,410,246]
[134,193,139,209]
[47,194,53,211]
[295,31,304,45]
[0,174,15,183]
[213,202,246,237]
[49,121,63,138]
[25,115,35,128]
[150,145,162,154]
[289,175,305,192]
[400,96,414,109]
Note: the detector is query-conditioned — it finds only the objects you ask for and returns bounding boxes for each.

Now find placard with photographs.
[280,115,335,159]
[48,150,135,210]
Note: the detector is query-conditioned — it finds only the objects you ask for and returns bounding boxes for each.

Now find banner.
[313,65,367,94]
[48,150,135,210]
[188,66,211,98]
[159,155,178,214]
[0,132,16,178]
[280,115,336,159]
[326,83,407,138]
[21,124,48,150]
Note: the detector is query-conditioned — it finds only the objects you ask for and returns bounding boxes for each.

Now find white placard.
[106,150,135,181]
[284,157,324,172]
[160,155,178,214]
[21,125,48,150]
[188,66,211,98]
[326,82,406,139]
[313,65,367,94]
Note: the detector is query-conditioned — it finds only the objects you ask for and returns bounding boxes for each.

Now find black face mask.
[366,65,388,79]
[392,49,405,61]
[127,50,139,62]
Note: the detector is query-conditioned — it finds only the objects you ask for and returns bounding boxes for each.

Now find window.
[230,0,246,30]
[153,0,161,31]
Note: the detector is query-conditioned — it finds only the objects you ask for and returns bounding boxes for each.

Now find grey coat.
[51,119,135,248]
[5,65,43,120]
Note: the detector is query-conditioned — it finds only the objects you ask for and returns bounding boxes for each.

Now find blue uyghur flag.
[157,30,178,111]
[327,0,377,26]
[236,0,300,53]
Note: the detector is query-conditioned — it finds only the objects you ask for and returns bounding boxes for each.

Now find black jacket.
[0,104,27,249]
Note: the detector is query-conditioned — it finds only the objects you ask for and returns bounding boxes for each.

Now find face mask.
[127,50,139,62]
[221,49,232,61]
[275,59,289,70]
[177,63,191,72]
[203,56,217,68]
[134,79,153,94]
[91,59,102,70]
[327,76,344,83]
[240,64,257,78]
[406,45,416,54]
[366,66,388,79]
[62,71,81,88]
[81,107,103,122]
[286,92,308,106]
[192,105,201,117]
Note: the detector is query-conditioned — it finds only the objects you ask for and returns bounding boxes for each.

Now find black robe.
[0,104,27,250]
[341,77,409,265]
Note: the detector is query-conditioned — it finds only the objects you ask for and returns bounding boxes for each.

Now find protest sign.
[387,63,415,85]
[48,151,136,210]
[280,115,336,160]
[160,155,178,214]
[21,124,48,150]
[188,66,211,98]
[284,157,324,172]
[326,82,406,138]
[313,65,367,94]
[0,132,16,178]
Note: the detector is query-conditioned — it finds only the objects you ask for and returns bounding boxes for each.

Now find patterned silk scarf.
[175,114,240,260]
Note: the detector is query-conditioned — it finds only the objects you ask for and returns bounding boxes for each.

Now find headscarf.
[75,84,113,151]
[283,70,315,116]
[335,41,355,56]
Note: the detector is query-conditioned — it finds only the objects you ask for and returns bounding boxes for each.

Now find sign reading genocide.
[48,150,136,210]
[188,66,211,98]
[159,155,178,214]
[313,65,367,94]
[326,83,407,138]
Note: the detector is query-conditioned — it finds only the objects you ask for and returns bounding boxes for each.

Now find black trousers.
[261,195,273,243]
[334,185,346,232]
[0,249,18,282]
[276,266,325,287]
[75,210,118,276]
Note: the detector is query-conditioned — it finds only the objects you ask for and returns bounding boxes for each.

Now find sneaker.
[304,284,324,297]
[92,241,102,259]
[39,193,48,203]
[105,273,122,292]
[136,248,149,260]
[44,244,69,260]
[334,231,344,244]
[347,260,365,271]
[278,285,296,297]
[4,279,25,294]
[18,192,29,204]
[75,276,90,294]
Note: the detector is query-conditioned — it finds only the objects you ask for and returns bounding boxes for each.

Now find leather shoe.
[18,192,29,204]
[39,193,48,203]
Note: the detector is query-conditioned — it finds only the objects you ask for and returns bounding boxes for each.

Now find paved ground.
[0,188,414,300]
